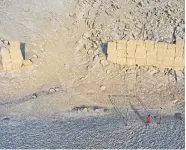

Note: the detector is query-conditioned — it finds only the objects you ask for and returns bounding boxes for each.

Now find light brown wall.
[0,41,23,71]
[9,41,23,70]
[107,40,184,71]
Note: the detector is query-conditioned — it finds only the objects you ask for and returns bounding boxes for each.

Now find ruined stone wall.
[0,41,23,71]
[0,40,33,71]
[107,40,184,71]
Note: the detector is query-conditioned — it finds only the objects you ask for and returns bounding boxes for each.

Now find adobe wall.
[0,41,23,71]
[107,40,184,71]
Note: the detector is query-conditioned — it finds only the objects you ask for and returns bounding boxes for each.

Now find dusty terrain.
[0,0,185,149]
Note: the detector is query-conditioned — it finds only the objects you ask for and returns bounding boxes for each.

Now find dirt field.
[0,0,185,149]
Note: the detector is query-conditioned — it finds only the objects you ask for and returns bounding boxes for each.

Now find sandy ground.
[0,0,185,149]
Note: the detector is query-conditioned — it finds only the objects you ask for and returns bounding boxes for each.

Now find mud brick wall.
[9,41,23,70]
[0,47,12,71]
[107,40,184,71]
[0,41,23,71]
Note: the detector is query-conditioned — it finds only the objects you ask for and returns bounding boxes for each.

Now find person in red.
[146,114,151,127]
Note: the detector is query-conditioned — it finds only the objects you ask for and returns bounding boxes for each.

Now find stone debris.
[72,105,110,113]
[54,87,60,92]
[32,93,37,99]
[80,77,85,81]
[49,88,56,93]
[93,55,99,61]
[87,49,93,54]
[93,49,99,56]
[106,70,111,74]
[64,64,70,70]
[40,48,45,52]
[93,43,98,48]
[32,54,38,58]
[172,99,179,104]
[69,13,74,17]
[82,108,88,113]
[100,85,106,91]
[100,59,108,66]
[39,45,43,48]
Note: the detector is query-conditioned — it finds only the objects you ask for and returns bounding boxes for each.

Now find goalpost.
[108,94,162,125]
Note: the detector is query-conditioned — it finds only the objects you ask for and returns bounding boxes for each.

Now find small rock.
[84,43,92,50]
[104,108,109,112]
[24,8,30,12]
[83,108,88,113]
[106,70,111,74]
[83,32,91,38]
[54,87,60,92]
[40,48,45,52]
[77,109,82,113]
[93,43,97,48]
[39,45,43,48]
[172,99,179,104]
[69,13,74,17]
[100,85,106,91]
[95,41,99,44]
[32,55,38,58]
[80,77,85,81]
[64,64,70,70]
[32,93,37,99]
[94,50,99,56]
[87,49,93,54]
[95,109,101,113]
[49,88,55,93]
[93,55,99,61]
[100,59,108,66]
[138,2,143,7]
[125,24,130,29]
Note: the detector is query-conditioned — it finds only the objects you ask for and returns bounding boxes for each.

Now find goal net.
[108,94,162,125]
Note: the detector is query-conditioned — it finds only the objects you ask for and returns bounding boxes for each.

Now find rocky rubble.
[73,0,185,85]
[72,105,110,113]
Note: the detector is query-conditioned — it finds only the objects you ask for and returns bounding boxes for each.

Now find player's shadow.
[129,102,146,124]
